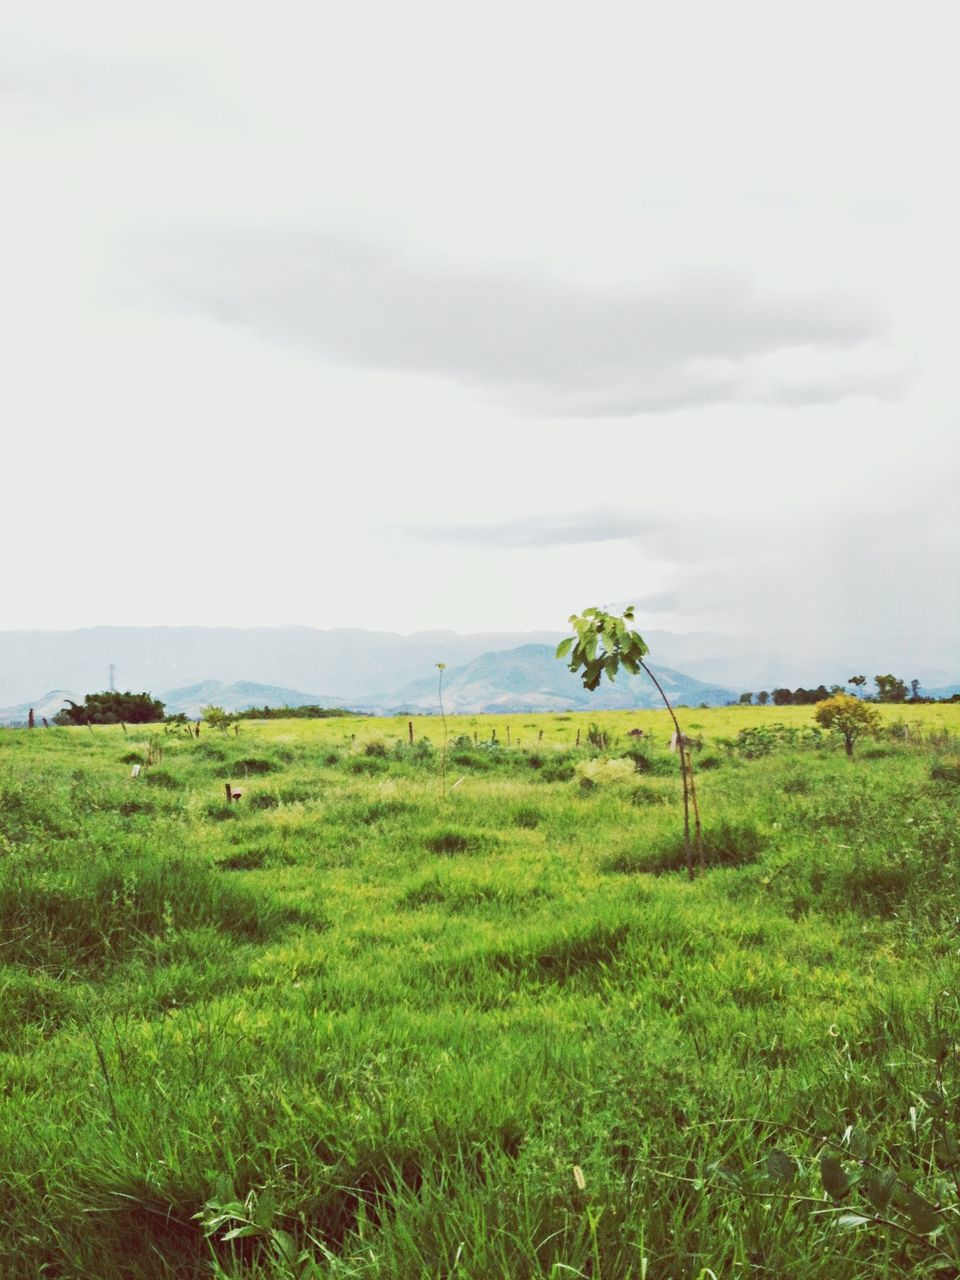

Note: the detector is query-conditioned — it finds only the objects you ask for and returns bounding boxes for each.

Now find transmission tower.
[109,664,116,692]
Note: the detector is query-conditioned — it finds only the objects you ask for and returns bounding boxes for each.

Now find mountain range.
[0,624,956,725]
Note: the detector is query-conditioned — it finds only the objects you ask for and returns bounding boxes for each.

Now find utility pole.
[109,664,116,692]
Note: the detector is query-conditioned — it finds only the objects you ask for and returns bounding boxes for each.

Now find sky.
[2,1,958,659]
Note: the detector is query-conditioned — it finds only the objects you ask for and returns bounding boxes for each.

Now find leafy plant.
[557,605,705,876]
[202,705,238,734]
[814,694,882,758]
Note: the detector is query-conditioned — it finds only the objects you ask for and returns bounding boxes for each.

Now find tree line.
[733,673,946,706]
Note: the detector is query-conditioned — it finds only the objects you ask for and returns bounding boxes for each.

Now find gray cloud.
[401,510,661,550]
[621,591,683,614]
[397,509,748,564]
[131,227,900,415]
[3,51,180,117]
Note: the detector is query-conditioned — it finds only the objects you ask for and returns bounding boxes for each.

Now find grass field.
[2,703,960,1278]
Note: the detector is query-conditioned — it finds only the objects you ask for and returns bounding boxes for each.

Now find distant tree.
[738,692,753,705]
[814,693,882,758]
[54,691,164,725]
[910,678,921,701]
[791,686,829,706]
[874,673,908,703]
[202,705,237,733]
[848,675,867,697]
[829,684,845,696]
[772,688,793,706]
[756,690,769,705]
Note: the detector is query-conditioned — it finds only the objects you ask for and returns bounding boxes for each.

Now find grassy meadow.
[2,702,960,1278]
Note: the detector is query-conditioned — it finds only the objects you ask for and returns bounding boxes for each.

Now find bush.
[233,758,277,775]
[575,758,638,790]
[347,757,388,775]
[144,770,179,789]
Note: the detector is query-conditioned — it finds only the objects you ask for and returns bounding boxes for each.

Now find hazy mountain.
[0,625,562,707]
[0,624,955,715]
[161,680,346,719]
[384,644,735,714]
[0,690,78,727]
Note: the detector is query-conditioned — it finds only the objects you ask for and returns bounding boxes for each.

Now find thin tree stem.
[640,660,703,877]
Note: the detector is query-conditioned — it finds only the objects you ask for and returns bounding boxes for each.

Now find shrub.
[144,770,179,789]
[513,807,542,829]
[575,758,638,790]
[233,758,277,774]
[347,757,389,775]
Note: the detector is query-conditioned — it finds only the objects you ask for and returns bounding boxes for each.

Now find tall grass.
[0,706,958,1276]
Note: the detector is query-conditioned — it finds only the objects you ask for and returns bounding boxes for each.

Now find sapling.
[436,663,447,793]
[557,605,704,877]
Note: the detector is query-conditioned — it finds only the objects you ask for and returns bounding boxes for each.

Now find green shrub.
[233,757,277,774]
[144,769,179,789]
[347,756,389,775]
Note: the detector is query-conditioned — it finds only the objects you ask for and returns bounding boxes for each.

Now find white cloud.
[0,0,957,668]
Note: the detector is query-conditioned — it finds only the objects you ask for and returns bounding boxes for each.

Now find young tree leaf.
[900,1188,941,1235]
[849,1127,874,1160]
[767,1149,796,1184]
[821,1153,851,1201]
[864,1168,897,1214]
[555,637,574,659]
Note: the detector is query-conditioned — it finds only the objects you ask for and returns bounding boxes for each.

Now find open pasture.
[1,704,960,1278]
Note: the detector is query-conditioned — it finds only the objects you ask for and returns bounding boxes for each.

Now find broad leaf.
[766,1148,796,1184]
[849,1127,874,1160]
[900,1188,941,1235]
[863,1168,897,1214]
[555,637,574,660]
[820,1153,850,1201]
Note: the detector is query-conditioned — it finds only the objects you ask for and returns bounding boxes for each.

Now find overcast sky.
[2,1,958,657]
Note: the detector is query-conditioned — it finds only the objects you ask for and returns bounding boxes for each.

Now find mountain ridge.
[0,623,955,720]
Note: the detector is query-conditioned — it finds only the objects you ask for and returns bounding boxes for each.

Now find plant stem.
[437,665,447,795]
[640,660,703,878]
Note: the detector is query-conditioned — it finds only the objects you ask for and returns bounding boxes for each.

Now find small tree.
[738,692,753,705]
[848,674,867,698]
[757,690,769,705]
[557,606,704,878]
[202,705,236,734]
[813,693,882,758]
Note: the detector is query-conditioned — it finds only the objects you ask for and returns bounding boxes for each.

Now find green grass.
[0,705,959,1277]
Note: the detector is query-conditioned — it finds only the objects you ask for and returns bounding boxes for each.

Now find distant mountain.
[383,644,735,714]
[927,684,960,700]
[0,689,78,727]
[160,680,346,719]
[0,625,563,707]
[0,623,955,716]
